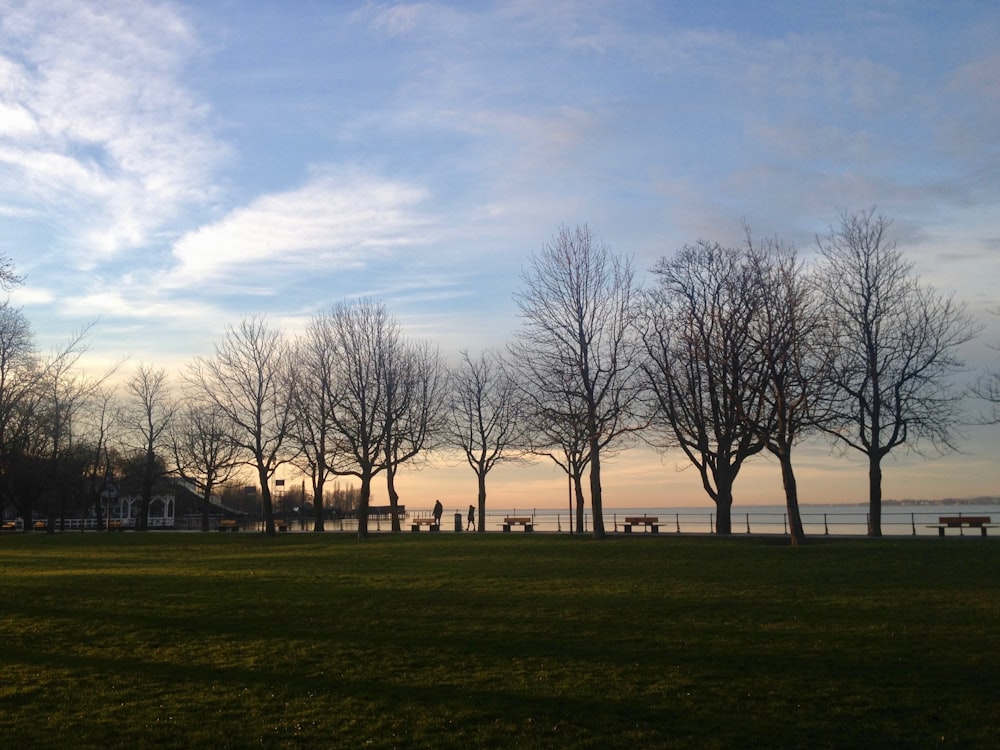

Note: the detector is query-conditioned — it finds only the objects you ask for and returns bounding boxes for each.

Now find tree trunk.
[868,454,883,537]
[714,478,734,535]
[137,450,156,532]
[589,436,605,539]
[259,468,275,537]
[386,464,402,533]
[21,496,35,533]
[312,481,325,532]
[574,473,586,535]
[201,486,212,532]
[779,452,805,546]
[137,479,152,532]
[356,472,371,539]
[476,470,487,534]
[94,490,104,531]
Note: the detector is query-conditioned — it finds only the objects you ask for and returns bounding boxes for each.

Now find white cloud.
[8,285,54,305]
[361,1,432,37]
[0,101,36,137]
[60,287,218,323]
[165,169,434,288]
[0,0,226,262]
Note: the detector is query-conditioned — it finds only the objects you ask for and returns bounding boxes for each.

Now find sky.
[1,0,998,513]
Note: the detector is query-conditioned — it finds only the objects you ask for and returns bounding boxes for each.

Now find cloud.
[0,101,36,137]
[8,285,54,305]
[164,168,434,289]
[58,287,208,322]
[939,53,1000,162]
[0,0,226,263]
[359,1,433,37]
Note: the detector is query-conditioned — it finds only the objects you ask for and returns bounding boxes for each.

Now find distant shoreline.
[881,497,1000,506]
[596,498,1000,510]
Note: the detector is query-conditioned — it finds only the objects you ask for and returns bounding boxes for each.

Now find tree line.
[0,208,992,542]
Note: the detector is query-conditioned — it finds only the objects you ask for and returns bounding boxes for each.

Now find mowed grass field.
[1,532,998,749]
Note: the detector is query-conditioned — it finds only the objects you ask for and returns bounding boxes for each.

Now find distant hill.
[884,497,1000,506]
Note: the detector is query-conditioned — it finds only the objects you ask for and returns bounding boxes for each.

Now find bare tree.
[0,304,36,458]
[321,299,399,539]
[123,364,176,531]
[0,253,23,290]
[639,241,769,535]
[382,338,447,532]
[34,325,119,531]
[512,225,644,539]
[78,384,123,530]
[37,332,90,531]
[288,315,343,532]
[187,316,295,537]
[0,316,120,531]
[973,307,1000,424]
[0,303,38,522]
[170,402,241,531]
[744,237,832,545]
[0,264,50,525]
[521,371,591,534]
[446,349,525,532]
[816,208,980,536]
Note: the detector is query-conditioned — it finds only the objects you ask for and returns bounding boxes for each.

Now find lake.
[459,503,1000,537]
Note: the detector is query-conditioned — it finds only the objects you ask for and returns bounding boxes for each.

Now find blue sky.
[1,1,998,508]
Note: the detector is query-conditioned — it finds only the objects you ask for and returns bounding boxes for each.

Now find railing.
[3,508,992,537]
[5,517,171,531]
[387,507,995,537]
[253,507,949,536]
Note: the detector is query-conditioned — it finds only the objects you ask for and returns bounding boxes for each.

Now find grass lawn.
[1,532,998,749]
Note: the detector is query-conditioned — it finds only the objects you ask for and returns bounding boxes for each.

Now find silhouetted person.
[432,499,443,529]
[467,505,476,531]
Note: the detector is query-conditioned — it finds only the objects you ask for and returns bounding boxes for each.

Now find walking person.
[467,504,476,531]
[432,499,443,530]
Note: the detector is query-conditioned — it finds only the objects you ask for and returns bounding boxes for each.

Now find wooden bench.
[927,516,996,537]
[274,518,290,532]
[1,521,18,531]
[623,516,660,534]
[32,521,46,531]
[217,519,240,532]
[410,517,439,532]
[502,517,533,532]
[107,520,125,532]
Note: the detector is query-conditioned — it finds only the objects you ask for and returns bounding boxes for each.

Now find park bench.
[410,517,439,532]
[502,517,533,532]
[623,516,660,534]
[274,518,289,532]
[926,516,996,537]
[217,519,240,532]
[1,520,18,531]
[32,521,46,531]
[107,520,125,532]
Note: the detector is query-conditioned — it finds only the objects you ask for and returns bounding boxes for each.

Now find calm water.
[225,502,998,537]
[446,503,1000,537]
[25,503,998,536]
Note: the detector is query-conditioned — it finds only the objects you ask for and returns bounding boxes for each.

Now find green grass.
[1,533,998,749]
